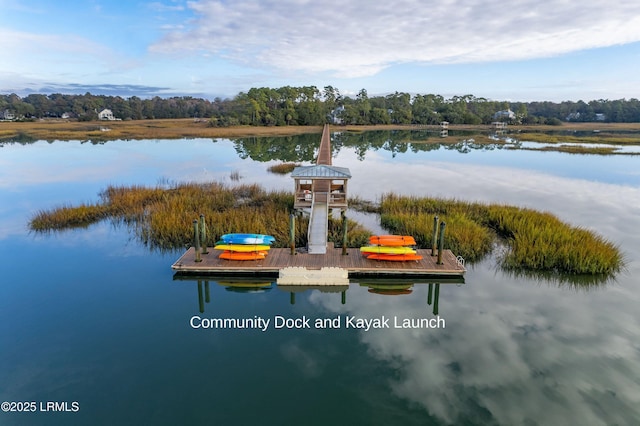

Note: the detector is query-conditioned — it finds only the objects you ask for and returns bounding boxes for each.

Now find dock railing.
[308,192,329,254]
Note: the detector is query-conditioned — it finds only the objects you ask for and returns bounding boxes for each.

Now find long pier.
[306,125,333,254]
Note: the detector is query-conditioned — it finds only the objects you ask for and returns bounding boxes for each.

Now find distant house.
[566,112,581,121]
[595,113,606,121]
[329,105,345,124]
[1,109,16,120]
[492,109,515,121]
[98,108,115,121]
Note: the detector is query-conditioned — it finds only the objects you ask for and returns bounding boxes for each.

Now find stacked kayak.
[369,235,416,246]
[361,235,422,261]
[215,233,275,261]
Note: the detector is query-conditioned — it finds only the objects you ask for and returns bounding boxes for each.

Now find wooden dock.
[172,246,465,278]
[173,124,466,283]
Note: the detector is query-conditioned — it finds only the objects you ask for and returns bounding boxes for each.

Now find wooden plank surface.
[172,247,465,277]
[317,124,332,165]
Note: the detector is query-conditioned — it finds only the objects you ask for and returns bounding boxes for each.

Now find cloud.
[0,28,139,81]
[308,273,640,424]
[1,29,111,60]
[150,0,640,77]
[148,1,186,12]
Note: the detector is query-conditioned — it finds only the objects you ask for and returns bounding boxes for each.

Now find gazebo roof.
[291,165,351,179]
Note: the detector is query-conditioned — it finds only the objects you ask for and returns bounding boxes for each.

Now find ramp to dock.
[308,192,329,254]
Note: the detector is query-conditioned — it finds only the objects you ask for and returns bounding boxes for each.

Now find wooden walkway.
[316,124,332,166]
[172,246,465,278]
[307,124,333,254]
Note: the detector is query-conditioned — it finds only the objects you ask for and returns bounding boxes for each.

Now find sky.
[2,0,640,102]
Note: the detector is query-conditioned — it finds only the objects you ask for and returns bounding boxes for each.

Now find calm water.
[1,133,639,425]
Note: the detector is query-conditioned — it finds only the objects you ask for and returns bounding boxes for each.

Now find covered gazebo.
[291,164,351,210]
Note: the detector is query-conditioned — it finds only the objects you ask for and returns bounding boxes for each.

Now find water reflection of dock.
[174,275,463,315]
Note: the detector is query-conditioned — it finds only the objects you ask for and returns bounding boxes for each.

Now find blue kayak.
[220,233,275,245]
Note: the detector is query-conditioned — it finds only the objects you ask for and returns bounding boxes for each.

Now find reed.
[327,217,371,248]
[516,144,636,155]
[1,119,324,142]
[29,181,343,251]
[380,211,493,261]
[30,203,110,231]
[485,205,623,274]
[516,132,640,145]
[379,194,623,275]
[348,195,380,213]
[267,162,301,174]
[29,183,624,275]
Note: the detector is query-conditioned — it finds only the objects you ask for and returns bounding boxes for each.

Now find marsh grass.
[28,181,368,251]
[1,119,324,142]
[514,144,638,155]
[486,205,623,275]
[267,162,301,174]
[30,203,110,230]
[129,183,301,249]
[515,132,640,145]
[29,184,624,275]
[327,217,372,248]
[379,196,494,262]
[378,194,623,275]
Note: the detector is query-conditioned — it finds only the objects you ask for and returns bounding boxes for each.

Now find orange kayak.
[367,253,423,261]
[369,235,417,246]
[219,251,267,261]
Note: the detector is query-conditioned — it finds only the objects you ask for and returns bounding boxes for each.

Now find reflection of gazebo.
[291,164,351,210]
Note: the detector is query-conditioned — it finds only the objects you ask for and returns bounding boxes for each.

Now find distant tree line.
[2,87,640,124]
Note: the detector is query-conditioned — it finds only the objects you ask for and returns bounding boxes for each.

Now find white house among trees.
[1,109,16,120]
[98,108,115,120]
[492,109,516,121]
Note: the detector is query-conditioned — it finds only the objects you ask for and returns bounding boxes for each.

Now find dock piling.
[199,214,208,254]
[289,213,296,255]
[193,220,202,262]
[431,215,439,256]
[341,210,348,255]
[433,283,440,315]
[437,222,446,265]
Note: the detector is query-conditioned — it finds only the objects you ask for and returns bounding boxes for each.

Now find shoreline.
[3,119,640,141]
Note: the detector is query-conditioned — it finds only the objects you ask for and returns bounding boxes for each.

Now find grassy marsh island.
[30,181,371,251]
[30,182,624,276]
[376,194,623,275]
[267,162,302,174]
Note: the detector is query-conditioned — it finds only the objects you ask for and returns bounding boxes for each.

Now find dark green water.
[1,133,639,425]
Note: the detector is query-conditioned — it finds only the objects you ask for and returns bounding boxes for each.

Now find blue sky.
[2,0,640,102]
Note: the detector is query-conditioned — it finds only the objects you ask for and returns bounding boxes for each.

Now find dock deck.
[172,247,465,278]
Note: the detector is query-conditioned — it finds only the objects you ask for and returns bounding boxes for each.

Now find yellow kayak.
[214,244,271,252]
[360,246,416,255]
